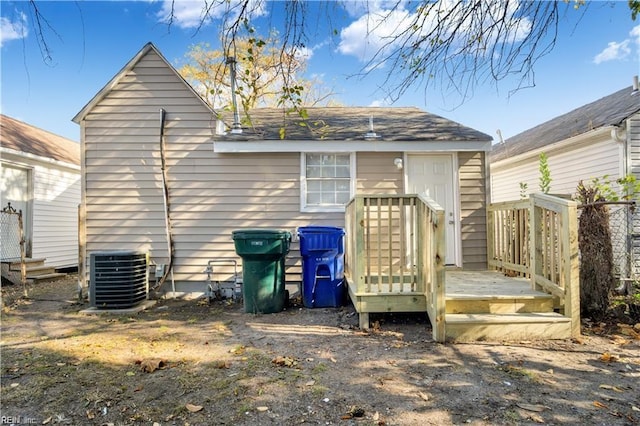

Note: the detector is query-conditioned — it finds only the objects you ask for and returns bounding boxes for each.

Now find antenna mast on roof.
[226,56,243,134]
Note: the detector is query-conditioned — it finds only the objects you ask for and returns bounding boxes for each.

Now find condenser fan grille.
[90,251,148,309]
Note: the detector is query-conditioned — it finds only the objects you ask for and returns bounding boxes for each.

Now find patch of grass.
[502,409,520,424]
[498,364,539,382]
[312,362,328,374]
[311,385,329,397]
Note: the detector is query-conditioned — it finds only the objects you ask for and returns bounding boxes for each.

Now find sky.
[1,0,639,144]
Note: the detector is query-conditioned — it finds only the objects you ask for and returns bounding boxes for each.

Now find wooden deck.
[345,193,579,343]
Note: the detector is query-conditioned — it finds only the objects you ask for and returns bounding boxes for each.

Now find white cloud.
[0,12,27,48]
[368,99,389,107]
[337,1,531,65]
[594,39,631,64]
[630,24,640,46]
[293,45,313,61]
[338,7,411,63]
[156,0,266,30]
[593,25,640,64]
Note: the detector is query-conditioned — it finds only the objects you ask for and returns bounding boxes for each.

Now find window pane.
[335,165,350,178]
[336,180,350,191]
[307,165,322,178]
[307,192,321,205]
[335,155,350,166]
[336,191,350,204]
[306,154,321,165]
[321,192,336,204]
[307,180,321,192]
[321,180,336,192]
[321,166,336,178]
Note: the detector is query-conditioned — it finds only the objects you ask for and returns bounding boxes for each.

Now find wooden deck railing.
[487,193,580,337]
[345,194,446,340]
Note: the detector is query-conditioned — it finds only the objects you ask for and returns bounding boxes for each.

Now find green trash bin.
[232,229,291,314]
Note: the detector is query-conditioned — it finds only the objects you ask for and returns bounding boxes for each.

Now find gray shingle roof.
[1,114,80,165]
[215,107,493,142]
[490,85,640,162]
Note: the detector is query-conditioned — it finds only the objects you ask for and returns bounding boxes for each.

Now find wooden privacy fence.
[344,194,446,341]
[487,193,580,337]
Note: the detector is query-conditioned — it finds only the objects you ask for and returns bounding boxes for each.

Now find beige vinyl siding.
[82,50,351,291]
[491,138,623,202]
[458,151,487,270]
[356,152,404,194]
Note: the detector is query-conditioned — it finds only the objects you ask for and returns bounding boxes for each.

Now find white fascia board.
[0,147,81,171]
[491,126,614,171]
[213,139,492,153]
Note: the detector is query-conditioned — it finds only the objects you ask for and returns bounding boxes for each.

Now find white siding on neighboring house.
[491,138,623,202]
[1,153,80,267]
[31,161,81,267]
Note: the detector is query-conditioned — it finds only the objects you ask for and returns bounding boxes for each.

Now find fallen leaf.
[256,406,269,412]
[137,359,166,373]
[330,357,337,363]
[305,380,316,386]
[599,384,625,392]
[42,416,52,424]
[517,403,548,412]
[417,391,430,401]
[212,360,231,369]
[272,356,297,368]
[593,401,609,409]
[632,405,639,412]
[185,403,203,413]
[86,410,95,420]
[600,352,619,363]
[126,371,136,376]
[528,413,545,423]
[610,335,631,345]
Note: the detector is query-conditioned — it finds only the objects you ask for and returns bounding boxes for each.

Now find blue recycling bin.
[298,226,345,308]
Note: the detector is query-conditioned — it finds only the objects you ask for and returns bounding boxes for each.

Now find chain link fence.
[609,202,638,284]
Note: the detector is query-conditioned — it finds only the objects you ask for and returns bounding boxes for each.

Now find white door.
[406,154,458,265]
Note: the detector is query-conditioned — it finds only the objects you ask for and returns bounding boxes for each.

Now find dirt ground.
[1,275,639,426]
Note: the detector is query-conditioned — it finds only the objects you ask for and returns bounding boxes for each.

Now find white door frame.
[404,153,461,267]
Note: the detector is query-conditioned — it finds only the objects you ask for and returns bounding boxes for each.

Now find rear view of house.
[72,42,493,298]
[1,114,81,280]
[73,42,586,342]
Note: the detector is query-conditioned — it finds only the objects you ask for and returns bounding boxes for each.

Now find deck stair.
[444,271,572,341]
[1,258,66,285]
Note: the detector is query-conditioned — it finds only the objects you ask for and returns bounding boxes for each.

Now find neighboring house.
[0,114,81,268]
[490,82,640,280]
[73,42,493,296]
[490,83,640,201]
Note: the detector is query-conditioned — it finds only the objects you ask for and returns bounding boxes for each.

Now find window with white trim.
[301,153,354,212]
